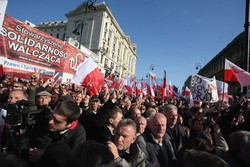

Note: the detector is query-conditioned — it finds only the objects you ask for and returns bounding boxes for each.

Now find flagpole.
[244,0,250,94]
[222,81,225,102]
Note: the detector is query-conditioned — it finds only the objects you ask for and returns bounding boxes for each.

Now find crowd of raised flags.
[71,57,181,100]
[71,57,250,106]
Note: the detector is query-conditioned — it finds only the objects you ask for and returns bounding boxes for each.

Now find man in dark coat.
[137,113,177,167]
[29,100,86,166]
[163,104,188,156]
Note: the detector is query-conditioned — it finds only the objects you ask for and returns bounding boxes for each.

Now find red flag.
[224,59,250,87]
[72,57,104,95]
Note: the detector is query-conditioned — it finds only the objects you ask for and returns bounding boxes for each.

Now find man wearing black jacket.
[29,100,86,166]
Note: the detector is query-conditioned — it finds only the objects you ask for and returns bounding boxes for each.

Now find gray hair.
[163,104,177,113]
[230,131,250,151]
[117,118,137,135]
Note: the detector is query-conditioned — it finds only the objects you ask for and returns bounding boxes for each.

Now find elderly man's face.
[37,95,51,106]
[114,125,136,151]
[8,91,27,103]
[165,108,178,127]
[135,117,147,134]
[149,114,167,140]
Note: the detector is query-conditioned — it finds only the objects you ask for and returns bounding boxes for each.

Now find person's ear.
[67,122,73,129]
[132,134,136,143]
[109,118,113,124]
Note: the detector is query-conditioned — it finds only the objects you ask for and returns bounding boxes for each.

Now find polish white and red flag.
[224,59,250,87]
[168,81,174,98]
[216,80,228,101]
[72,57,104,95]
[141,80,147,96]
[124,77,134,95]
[184,86,190,97]
[149,72,156,80]
[146,82,155,98]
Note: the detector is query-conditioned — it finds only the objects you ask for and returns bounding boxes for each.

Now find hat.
[91,95,100,101]
[59,95,73,102]
[36,91,52,97]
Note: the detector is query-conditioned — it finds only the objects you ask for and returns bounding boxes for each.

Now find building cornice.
[65,2,137,56]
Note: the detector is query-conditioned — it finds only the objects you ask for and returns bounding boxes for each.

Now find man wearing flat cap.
[28,91,53,153]
[36,91,52,107]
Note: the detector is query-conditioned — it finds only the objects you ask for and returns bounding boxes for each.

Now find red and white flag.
[216,80,228,101]
[72,57,104,95]
[149,72,156,80]
[184,86,190,97]
[224,59,250,87]
[168,81,174,98]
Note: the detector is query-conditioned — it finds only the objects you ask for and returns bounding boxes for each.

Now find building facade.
[196,32,246,95]
[36,2,137,78]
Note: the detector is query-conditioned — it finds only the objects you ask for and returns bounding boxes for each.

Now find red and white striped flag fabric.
[72,57,104,95]
[168,81,174,98]
[149,72,156,80]
[184,86,190,97]
[224,59,250,87]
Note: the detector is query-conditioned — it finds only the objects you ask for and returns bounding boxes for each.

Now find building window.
[50,34,53,36]
[108,38,110,46]
[44,29,47,32]
[108,30,112,38]
[62,33,65,40]
[56,33,59,38]
[51,29,53,31]
[104,58,108,67]
[104,31,107,39]
[57,28,60,31]
[118,48,120,56]
[101,54,104,64]
[111,62,114,68]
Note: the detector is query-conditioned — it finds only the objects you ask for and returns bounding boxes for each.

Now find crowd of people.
[0,72,249,167]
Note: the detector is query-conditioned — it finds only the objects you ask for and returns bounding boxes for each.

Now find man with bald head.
[163,104,188,156]
[137,113,177,167]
